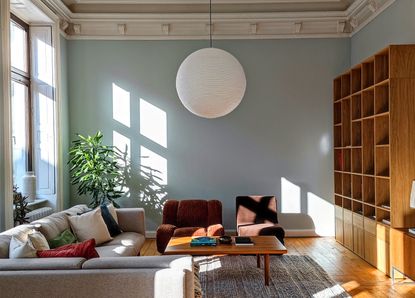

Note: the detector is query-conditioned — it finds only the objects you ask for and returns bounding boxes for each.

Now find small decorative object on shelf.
[382,218,391,226]
[190,237,217,247]
[235,236,254,246]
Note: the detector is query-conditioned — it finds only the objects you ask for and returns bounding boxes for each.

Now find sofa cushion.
[9,236,37,259]
[48,229,77,249]
[28,231,50,251]
[173,227,206,237]
[0,235,11,258]
[98,232,145,257]
[100,204,122,237]
[0,225,35,258]
[69,208,112,245]
[32,211,70,240]
[0,224,34,241]
[238,223,284,236]
[107,204,119,224]
[177,200,208,227]
[0,257,85,270]
[95,245,137,257]
[82,255,191,269]
[37,239,99,259]
[64,204,91,216]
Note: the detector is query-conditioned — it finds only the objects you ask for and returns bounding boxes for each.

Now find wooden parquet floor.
[141,237,415,298]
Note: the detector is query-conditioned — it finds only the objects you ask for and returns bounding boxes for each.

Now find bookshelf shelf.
[333,45,415,276]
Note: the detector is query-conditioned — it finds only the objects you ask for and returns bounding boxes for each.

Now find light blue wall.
[66,38,350,232]
[351,0,415,65]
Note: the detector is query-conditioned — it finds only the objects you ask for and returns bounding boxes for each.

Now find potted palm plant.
[68,131,123,208]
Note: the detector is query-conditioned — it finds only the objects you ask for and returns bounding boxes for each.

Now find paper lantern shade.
[176,47,246,119]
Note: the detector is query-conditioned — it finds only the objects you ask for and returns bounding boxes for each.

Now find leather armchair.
[156,200,224,253]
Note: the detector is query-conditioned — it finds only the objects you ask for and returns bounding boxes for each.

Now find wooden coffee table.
[164,236,287,286]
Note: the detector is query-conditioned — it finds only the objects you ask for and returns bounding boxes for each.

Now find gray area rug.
[195,255,350,298]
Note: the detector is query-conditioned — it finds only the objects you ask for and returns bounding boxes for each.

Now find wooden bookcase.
[333,45,415,276]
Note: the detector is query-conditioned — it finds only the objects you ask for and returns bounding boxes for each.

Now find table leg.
[264,254,270,286]
[257,254,261,268]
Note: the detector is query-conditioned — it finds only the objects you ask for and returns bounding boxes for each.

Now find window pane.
[10,21,28,73]
[11,80,29,189]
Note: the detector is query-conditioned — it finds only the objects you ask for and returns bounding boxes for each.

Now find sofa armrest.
[0,258,85,271]
[0,267,194,298]
[207,224,224,236]
[116,208,146,236]
[82,255,192,269]
[156,224,176,253]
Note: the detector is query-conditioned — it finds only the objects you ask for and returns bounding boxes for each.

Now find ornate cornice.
[41,0,395,40]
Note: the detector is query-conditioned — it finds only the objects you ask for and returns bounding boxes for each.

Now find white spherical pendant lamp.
[175,0,246,119]
[176,47,246,118]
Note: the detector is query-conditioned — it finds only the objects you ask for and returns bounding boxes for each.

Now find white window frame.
[2,0,63,229]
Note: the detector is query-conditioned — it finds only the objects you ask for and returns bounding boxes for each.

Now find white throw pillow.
[69,208,112,245]
[9,236,37,258]
[28,231,50,251]
[107,204,119,224]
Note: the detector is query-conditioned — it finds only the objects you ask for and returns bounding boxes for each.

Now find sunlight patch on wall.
[112,83,131,127]
[112,131,131,196]
[139,98,167,148]
[113,130,131,160]
[281,177,301,213]
[140,146,167,184]
[320,133,330,155]
[307,192,334,236]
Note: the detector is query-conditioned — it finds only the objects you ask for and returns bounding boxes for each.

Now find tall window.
[10,14,32,190]
[10,14,56,199]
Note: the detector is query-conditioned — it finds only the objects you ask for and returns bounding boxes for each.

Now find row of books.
[190,237,254,247]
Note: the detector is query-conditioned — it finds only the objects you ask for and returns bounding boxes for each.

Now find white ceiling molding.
[40,0,395,40]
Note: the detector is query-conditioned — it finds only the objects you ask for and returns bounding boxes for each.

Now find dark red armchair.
[156,199,225,253]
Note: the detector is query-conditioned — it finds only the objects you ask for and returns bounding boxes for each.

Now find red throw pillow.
[37,239,99,259]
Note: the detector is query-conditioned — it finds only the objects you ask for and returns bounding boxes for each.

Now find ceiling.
[60,0,356,14]
[37,0,395,39]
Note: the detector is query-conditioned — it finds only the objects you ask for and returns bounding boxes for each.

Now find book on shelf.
[235,236,254,246]
[382,218,391,226]
[190,237,217,247]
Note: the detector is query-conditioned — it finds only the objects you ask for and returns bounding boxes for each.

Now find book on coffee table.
[235,236,254,246]
[190,237,217,247]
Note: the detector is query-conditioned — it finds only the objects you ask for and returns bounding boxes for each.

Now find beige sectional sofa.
[0,205,195,298]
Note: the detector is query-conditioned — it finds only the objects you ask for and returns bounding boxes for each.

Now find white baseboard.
[145,229,317,239]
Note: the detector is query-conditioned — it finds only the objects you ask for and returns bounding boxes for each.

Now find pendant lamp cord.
[209,0,212,47]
